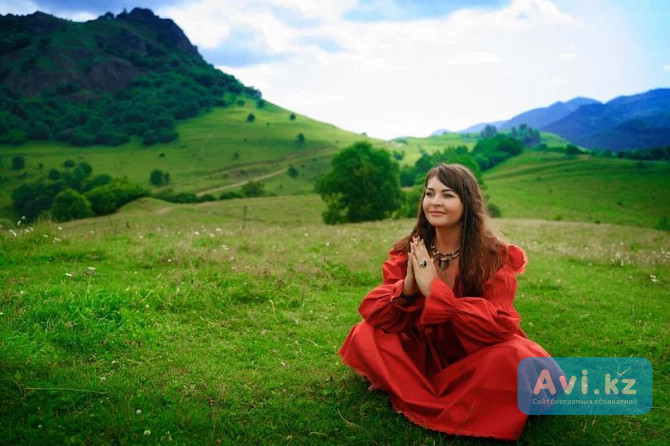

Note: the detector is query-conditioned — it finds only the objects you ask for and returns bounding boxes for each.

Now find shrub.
[51,189,93,222]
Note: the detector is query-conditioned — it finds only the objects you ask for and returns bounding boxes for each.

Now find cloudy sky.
[2,0,669,139]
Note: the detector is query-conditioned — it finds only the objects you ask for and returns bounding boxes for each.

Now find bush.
[219,190,244,200]
[12,156,25,170]
[242,181,264,197]
[51,189,93,222]
[84,181,149,215]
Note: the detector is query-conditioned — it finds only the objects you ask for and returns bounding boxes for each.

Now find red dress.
[338,245,550,441]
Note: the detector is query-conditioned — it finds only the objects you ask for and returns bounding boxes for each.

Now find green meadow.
[485,151,670,229]
[1,186,668,444]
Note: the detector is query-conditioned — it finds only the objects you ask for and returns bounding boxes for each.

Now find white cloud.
[450,52,502,66]
[0,0,38,15]
[664,64,670,72]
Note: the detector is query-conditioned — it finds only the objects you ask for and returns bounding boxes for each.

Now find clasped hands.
[402,237,437,298]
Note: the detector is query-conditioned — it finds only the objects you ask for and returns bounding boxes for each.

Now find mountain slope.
[498,97,600,131]
[544,89,670,151]
[0,8,258,146]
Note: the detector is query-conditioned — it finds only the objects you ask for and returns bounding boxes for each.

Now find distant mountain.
[544,89,670,151]
[451,89,670,151]
[498,97,600,131]
[0,8,258,146]
[430,128,451,136]
[458,121,504,134]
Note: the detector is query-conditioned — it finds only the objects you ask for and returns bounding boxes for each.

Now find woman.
[338,163,550,441]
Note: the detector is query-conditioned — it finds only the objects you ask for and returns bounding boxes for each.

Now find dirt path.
[196,167,288,196]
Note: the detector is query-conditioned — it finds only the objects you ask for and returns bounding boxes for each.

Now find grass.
[484,151,670,229]
[1,194,668,444]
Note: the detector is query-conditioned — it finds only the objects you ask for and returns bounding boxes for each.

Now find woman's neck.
[434,226,462,253]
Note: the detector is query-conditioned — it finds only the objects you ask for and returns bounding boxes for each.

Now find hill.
[484,150,670,229]
[455,89,670,151]
[498,97,600,131]
[544,88,670,151]
[0,8,259,146]
[0,99,376,221]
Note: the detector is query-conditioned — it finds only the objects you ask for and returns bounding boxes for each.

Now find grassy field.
[484,151,670,229]
[1,194,668,445]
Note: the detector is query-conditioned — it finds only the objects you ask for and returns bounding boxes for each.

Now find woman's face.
[422,176,464,229]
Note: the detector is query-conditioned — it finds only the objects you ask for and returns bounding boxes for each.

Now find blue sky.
[2,0,669,139]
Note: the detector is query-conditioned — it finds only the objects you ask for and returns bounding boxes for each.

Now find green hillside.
[484,150,670,229]
[0,100,378,220]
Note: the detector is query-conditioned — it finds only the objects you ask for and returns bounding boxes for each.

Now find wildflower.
[144,429,151,436]
[58,226,62,231]
[650,274,658,283]
[100,376,107,382]
[194,231,200,236]
[136,409,142,415]
[65,272,73,277]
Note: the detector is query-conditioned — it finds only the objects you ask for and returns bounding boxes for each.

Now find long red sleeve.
[358,250,425,332]
[419,245,527,353]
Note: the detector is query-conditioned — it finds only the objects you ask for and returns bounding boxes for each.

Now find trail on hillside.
[196,168,288,196]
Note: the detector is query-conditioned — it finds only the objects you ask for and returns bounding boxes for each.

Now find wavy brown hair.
[394,163,504,296]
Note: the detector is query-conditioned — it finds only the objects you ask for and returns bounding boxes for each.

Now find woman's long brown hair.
[394,163,503,296]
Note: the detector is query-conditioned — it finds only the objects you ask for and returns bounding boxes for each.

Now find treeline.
[592,146,670,161]
[399,133,524,188]
[11,161,148,222]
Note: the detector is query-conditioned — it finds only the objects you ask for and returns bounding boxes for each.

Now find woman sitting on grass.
[339,163,551,441]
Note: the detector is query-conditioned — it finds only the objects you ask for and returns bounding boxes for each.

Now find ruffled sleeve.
[419,245,527,353]
[358,249,425,333]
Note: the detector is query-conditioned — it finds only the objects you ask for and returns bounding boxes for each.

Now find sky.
[2,0,669,140]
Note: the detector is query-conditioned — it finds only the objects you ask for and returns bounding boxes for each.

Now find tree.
[287,165,299,178]
[51,189,93,222]
[479,124,497,139]
[316,141,402,224]
[297,133,305,145]
[12,156,25,170]
[289,113,296,121]
[246,113,255,123]
[242,181,264,197]
[150,169,165,186]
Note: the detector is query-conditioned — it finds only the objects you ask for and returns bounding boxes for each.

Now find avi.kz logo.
[517,357,652,415]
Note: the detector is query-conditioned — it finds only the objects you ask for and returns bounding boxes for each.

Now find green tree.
[297,133,305,145]
[51,189,93,222]
[316,141,402,224]
[246,113,255,123]
[150,169,165,186]
[287,165,299,178]
[242,181,264,197]
[12,156,25,170]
